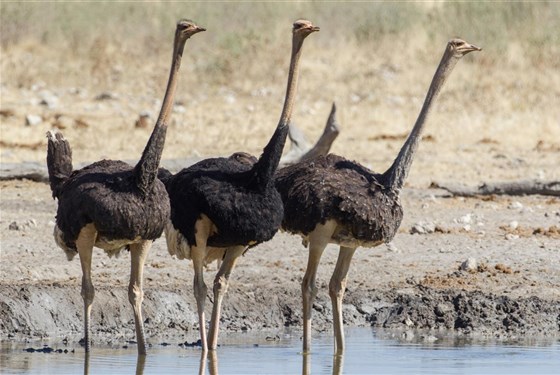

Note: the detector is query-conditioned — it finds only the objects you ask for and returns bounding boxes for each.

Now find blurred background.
[1,1,559,186]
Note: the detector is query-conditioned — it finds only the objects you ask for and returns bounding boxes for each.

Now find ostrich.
[45,19,205,355]
[275,38,481,354]
[163,19,319,351]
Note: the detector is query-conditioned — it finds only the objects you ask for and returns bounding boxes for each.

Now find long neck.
[134,38,185,195]
[249,35,305,190]
[383,49,458,192]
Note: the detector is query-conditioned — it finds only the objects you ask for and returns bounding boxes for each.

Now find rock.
[410,225,425,234]
[39,91,58,109]
[508,201,523,210]
[410,221,436,235]
[505,233,519,240]
[25,114,42,126]
[460,258,477,272]
[457,213,472,224]
[509,221,519,230]
[173,105,186,114]
[8,219,37,231]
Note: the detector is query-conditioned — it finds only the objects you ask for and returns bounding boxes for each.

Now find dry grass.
[1,2,559,186]
[1,2,558,86]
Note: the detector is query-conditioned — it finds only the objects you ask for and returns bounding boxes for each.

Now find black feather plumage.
[275,153,403,244]
[55,159,170,251]
[164,153,282,248]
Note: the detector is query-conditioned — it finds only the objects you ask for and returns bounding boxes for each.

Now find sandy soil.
[1,28,559,349]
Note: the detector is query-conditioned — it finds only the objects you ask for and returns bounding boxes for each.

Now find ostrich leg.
[301,221,336,353]
[192,248,209,352]
[329,246,357,354]
[207,245,245,350]
[191,219,213,351]
[128,240,152,355]
[75,224,97,353]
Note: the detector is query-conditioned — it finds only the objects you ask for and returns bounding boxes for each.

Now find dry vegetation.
[1,2,559,187]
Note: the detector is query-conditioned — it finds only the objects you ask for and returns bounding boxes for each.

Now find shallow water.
[2,328,560,374]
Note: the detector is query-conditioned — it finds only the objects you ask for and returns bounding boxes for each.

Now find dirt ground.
[1,16,560,348]
[1,176,559,347]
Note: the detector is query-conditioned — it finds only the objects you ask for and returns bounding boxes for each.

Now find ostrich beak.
[460,42,482,54]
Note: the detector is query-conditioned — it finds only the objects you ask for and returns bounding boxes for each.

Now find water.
[2,328,559,374]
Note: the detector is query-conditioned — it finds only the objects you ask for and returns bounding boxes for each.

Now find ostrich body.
[45,20,205,355]
[275,39,481,354]
[163,20,319,352]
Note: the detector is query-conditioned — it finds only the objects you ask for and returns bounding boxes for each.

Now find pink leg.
[191,247,208,352]
[329,246,356,354]
[301,221,336,353]
[207,246,245,350]
[191,218,212,352]
[75,224,97,353]
[128,240,152,355]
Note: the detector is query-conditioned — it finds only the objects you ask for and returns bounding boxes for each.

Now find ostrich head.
[447,38,481,58]
[176,19,206,41]
[293,19,320,38]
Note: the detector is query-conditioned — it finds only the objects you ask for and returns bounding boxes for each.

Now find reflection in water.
[199,350,219,375]
[4,329,560,374]
[136,355,146,375]
[83,352,146,375]
[302,353,344,375]
[332,354,344,375]
[83,353,90,375]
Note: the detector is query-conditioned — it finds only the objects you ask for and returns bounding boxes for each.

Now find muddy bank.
[1,281,558,347]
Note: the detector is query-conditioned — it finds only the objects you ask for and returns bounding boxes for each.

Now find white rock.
[173,105,186,113]
[457,213,472,224]
[411,221,436,235]
[39,91,58,108]
[509,221,519,230]
[460,257,477,271]
[508,201,523,210]
[505,233,519,240]
[25,114,42,126]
